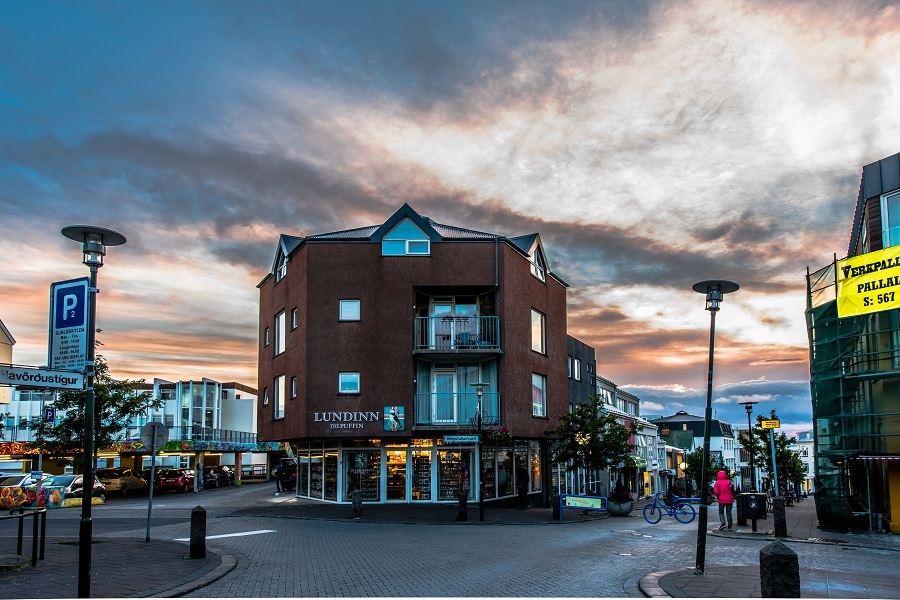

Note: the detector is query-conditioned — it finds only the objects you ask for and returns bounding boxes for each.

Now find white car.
[95,467,147,495]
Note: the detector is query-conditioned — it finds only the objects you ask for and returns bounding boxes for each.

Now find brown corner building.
[257,204,568,506]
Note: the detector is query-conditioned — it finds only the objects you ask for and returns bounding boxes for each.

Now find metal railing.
[1,508,46,567]
[414,392,500,426]
[414,316,500,352]
[1,425,257,445]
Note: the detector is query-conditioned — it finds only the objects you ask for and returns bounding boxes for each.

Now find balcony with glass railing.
[414,391,500,427]
[414,316,500,354]
[3,424,257,446]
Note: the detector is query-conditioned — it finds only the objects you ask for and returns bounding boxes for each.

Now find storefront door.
[386,451,407,501]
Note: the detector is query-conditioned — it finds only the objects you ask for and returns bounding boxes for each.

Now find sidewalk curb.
[131,546,237,598]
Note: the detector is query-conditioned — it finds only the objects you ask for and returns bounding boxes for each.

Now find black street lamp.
[691,279,739,576]
[470,382,489,523]
[740,401,758,492]
[62,225,126,598]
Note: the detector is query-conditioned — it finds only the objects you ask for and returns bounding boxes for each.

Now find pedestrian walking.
[713,470,734,530]
[273,462,285,494]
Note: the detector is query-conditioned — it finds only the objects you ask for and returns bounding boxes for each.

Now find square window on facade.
[532,373,546,417]
[531,309,545,354]
[339,299,360,321]
[339,372,360,394]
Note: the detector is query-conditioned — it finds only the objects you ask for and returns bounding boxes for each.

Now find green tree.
[546,396,638,494]
[26,352,160,467]
[684,447,725,500]
[742,409,802,495]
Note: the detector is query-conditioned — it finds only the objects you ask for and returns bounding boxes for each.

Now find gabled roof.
[270,234,304,273]
[370,203,442,242]
[0,318,14,346]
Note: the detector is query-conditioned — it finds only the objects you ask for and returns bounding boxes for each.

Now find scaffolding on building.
[807,261,900,533]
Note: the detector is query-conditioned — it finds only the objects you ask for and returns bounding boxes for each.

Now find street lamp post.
[470,382,489,523]
[740,401,758,492]
[691,279,739,576]
[61,225,126,599]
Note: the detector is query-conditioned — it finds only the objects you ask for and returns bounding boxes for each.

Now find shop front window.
[482,447,496,498]
[411,450,431,501]
[529,441,542,492]
[496,449,513,497]
[438,450,473,501]
[310,453,323,498]
[324,452,338,501]
[386,451,407,501]
[345,450,380,502]
[297,452,310,497]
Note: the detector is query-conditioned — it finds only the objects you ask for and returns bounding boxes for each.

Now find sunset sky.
[2,1,899,437]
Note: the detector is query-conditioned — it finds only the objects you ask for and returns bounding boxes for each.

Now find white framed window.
[567,355,573,379]
[291,308,298,329]
[274,375,285,419]
[275,311,286,355]
[262,388,269,406]
[291,376,297,398]
[264,327,270,347]
[382,218,431,256]
[882,190,900,247]
[276,256,288,282]
[574,358,581,381]
[531,249,547,282]
[339,372,360,394]
[532,373,546,417]
[339,299,360,321]
[531,309,545,354]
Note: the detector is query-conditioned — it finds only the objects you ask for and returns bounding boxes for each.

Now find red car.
[154,468,196,493]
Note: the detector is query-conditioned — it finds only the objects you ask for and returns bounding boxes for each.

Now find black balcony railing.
[414,391,500,426]
[414,316,500,352]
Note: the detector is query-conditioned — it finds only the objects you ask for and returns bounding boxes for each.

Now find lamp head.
[61,225,126,268]
[469,382,489,397]
[692,280,739,312]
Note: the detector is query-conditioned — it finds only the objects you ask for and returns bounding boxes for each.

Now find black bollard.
[551,495,560,521]
[760,540,800,597]
[736,493,747,526]
[190,506,206,559]
[351,490,363,518]
[773,496,787,537]
[456,490,468,521]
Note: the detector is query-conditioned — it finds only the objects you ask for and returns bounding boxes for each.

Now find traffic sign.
[44,406,56,422]
[49,277,90,372]
[0,365,84,390]
[140,422,169,449]
[761,419,781,429]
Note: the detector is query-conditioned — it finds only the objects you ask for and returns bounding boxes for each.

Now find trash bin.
[744,493,767,520]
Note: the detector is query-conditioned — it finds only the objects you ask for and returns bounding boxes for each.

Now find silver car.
[95,467,147,495]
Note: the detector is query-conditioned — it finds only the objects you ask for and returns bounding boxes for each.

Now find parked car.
[95,467,147,495]
[202,465,235,488]
[44,474,107,502]
[155,468,195,493]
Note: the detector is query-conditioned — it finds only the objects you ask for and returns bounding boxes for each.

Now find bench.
[559,494,607,521]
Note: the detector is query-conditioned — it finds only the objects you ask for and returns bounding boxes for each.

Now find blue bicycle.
[642,492,697,524]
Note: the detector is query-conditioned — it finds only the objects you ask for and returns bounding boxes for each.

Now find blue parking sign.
[49,277,90,372]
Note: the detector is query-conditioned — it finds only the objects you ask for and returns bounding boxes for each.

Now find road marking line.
[175,529,276,541]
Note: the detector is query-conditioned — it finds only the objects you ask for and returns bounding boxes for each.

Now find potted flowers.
[607,480,634,516]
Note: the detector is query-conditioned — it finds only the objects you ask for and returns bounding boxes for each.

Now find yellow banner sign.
[836,246,900,318]
[760,420,780,429]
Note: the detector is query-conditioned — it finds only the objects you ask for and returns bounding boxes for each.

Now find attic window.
[382,218,430,256]
[276,255,288,282]
[531,249,546,282]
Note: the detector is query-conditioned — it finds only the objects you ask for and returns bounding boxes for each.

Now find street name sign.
[49,277,90,372]
[0,365,84,389]
[443,435,479,444]
[760,419,781,429]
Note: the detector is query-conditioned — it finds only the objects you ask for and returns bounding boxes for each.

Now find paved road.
[2,483,897,597]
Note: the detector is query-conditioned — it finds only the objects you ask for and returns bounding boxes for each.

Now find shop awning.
[625,454,648,468]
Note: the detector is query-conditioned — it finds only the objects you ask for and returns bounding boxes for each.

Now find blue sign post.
[49,277,89,372]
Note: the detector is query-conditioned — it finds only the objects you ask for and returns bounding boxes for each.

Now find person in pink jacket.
[713,470,735,530]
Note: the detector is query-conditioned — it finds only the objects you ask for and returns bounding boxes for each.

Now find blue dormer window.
[382,218,431,256]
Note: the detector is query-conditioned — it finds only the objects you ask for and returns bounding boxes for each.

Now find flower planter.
[607,500,634,516]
